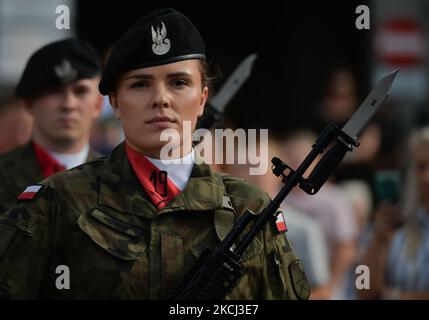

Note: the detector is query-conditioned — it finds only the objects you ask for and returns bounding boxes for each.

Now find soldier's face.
[110,59,208,158]
[25,78,102,149]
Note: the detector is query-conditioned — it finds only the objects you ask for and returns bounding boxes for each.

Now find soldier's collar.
[158,155,225,214]
[98,143,225,218]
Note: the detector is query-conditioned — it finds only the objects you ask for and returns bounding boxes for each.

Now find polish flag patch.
[17,185,42,200]
[276,211,287,233]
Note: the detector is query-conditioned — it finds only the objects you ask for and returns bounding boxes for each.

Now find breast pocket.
[77,208,146,261]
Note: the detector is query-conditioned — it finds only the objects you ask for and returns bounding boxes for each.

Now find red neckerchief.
[32,141,66,178]
[125,144,181,210]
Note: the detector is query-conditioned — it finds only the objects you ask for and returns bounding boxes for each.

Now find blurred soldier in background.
[0,38,103,213]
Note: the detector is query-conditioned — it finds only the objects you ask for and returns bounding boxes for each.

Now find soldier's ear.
[197,86,208,117]
[109,93,121,119]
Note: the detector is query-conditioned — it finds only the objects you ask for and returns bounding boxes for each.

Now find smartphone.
[374,170,401,204]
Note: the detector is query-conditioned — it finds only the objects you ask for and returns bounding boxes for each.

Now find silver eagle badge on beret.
[151,21,171,55]
[54,59,78,84]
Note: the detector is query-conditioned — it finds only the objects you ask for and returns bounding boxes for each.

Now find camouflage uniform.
[0,141,100,213]
[0,143,309,299]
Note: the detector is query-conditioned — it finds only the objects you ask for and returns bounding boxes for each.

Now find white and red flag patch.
[276,211,287,233]
[17,185,42,200]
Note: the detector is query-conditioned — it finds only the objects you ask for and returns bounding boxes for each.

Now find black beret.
[99,8,206,95]
[15,38,101,98]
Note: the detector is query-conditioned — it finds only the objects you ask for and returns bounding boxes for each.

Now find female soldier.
[0,8,308,300]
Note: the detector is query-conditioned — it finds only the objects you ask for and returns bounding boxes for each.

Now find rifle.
[169,70,399,300]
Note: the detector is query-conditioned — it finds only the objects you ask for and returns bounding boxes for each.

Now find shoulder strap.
[218,173,238,212]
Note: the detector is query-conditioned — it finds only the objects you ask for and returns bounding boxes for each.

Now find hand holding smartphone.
[374,170,401,204]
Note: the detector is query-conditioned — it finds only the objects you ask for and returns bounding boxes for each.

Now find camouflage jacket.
[0,141,101,213]
[0,143,309,299]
